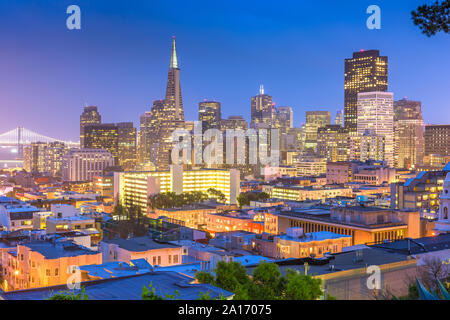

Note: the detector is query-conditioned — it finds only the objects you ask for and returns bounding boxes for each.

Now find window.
[55,268,59,276]
[444,207,448,220]
[169,255,172,264]
[174,255,179,264]
[158,256,161,265]
[153,257,156,265]
[46,269,50,277]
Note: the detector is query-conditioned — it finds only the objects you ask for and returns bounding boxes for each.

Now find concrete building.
[357,92,394,167]
[425,124,450,157]
[0,240,101,291]
[261,185,353,202]
[0,197,39,232]
[264,206,420,246]
[99,236,182,267]
[252,228,352,259]
[434,172,450,235]
[115,165,240,211]
[62,149,115,182]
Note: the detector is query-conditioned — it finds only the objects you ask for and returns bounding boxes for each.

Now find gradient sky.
[0,0,449,141]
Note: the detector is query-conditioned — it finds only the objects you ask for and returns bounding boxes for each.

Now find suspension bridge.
[0,126,78,157]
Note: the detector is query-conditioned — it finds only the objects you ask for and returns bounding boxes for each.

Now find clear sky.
[0,0,449,141]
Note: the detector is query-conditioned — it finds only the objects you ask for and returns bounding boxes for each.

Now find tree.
[207,188,227,203]
[47,287,88,300]
[112,202,126,221]
[195,271,215,284]
[214,261,251,294]
[237,191,270,207]
[412,0,450,36]
[247,262,286,300]
[284,270,323,300]
[141,282,180,300]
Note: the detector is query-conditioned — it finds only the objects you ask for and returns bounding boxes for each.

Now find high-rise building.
[317,125,349,162]
[198,101,221,131]
[335,109,344,126]
[393,98,424,169]
[357,92,394,167]
[23,142,69,176]
[344,50,388,133]
[251,85,273,127]
[84,123,119,165]
[80,106,101,148]
[138,37,186,170]
[220,116,248,131]
[304,111,331,151]
[425,125,450,157]
[62,149,115,182]
[117,122,137,171]
[273,106,293,134]
[359,130,385,163]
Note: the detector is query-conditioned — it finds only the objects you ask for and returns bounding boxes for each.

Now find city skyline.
[0,0,449,142]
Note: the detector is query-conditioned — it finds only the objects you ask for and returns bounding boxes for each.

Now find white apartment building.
[357,92,394,167]
[62,149,115,182]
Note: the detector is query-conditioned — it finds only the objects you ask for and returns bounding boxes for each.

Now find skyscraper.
[317,125,349,162]
[357,92,394,166]
[393,98,424,169]
[344,50,388,133]
[138,37,185,170]
[198,101,221,131]
[251,85,273,128]
[425,125,450,157]
[304,111,331,151]
[80,106,101,148]
[117,122,137,171]
[335,109,344,126]
[84,123,119,164]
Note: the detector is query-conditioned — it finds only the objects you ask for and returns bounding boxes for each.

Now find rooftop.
[21,240,99,259]
[0,271,233,300]
[278,231,352,243]
[102,236,180,252]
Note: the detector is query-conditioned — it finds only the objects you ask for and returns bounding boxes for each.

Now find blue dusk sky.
[0,0,449,141]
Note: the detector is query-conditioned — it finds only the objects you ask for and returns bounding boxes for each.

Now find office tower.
[198,101,221,131]
[117,122,137,171]
[220,116,248,131]
[304,111,331,151]
[62,149,114,182]
[335,109,344,126]
[317,125,349,162]
[273,106,293,134]
[425,125,450,156]
[344,50,388,133]
[393,98,424,169]
[138,37,186,170]
[251,85,273,127]
[80,106,101,148]
[165,36,184,121]
[84,123,119,165]
[357,92,394,166]
[360,130,385,163]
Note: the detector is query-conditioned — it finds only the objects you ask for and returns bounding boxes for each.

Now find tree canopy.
[412,0,450,36]
[237,191,270,207]
[148,190,226,209]
[195,260,326,300]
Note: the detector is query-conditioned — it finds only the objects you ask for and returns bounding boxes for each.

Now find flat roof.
[102,236,180,252]
[278,231,351,243]
[0,271,233,300]
[246,248,412,277]
[22,241,99,259]
[370,233,450,255]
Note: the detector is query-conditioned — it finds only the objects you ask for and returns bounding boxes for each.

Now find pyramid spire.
[170,36,178,69]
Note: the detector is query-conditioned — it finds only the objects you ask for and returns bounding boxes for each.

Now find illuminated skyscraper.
[425,125,450,157]
[393,98,424,169]
[138,37,186,170]
[84,123,119,164]
[117,122,137,171]
[357,92,394,166]
[80,106,101,148]
[344,50,388,133]
[304,111,330,151]
[198,101,221,131]
[317,125,349,162]
[335,109,344,126]
[251,85,273,128]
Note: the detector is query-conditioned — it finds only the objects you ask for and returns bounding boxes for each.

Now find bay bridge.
[0,126,79,158]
